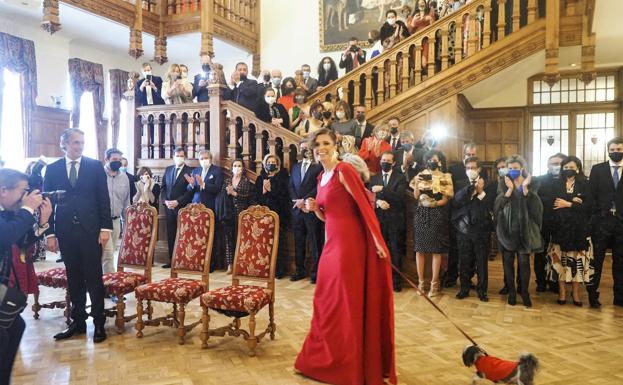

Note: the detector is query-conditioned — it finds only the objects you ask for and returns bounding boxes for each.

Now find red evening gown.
[295,162,397,385]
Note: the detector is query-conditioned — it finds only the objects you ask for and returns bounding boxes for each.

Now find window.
[532,114,569,175]
[532,75,616,105]
[0,68,25,170]
[576,112,616,174]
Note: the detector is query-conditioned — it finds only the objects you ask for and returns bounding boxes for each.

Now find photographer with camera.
[136,63,165,107]
[1,168,51,385]
[339,37,367,74]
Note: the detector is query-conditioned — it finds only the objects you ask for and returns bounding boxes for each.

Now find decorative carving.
[543,72,560,88]
[545,48,559,59]
[579,71,596,85]
[129,28,144,59]
[154,36,168,65]
[41,0,62,34]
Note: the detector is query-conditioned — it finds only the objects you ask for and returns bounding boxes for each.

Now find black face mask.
[356,114,365,122]
[390,126,398,134]
[266,164,277,172]
[561,169,577,179]
[239,74,248,81]
[609,151,623,163]
[202,64,210,73]
[109,161,122,172]
[263,74,271,82]
[322,111,333,119]
[380,162,393,172]
[313,111,323,120]
[427,160,439,171]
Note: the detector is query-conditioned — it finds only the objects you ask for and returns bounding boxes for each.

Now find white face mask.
[323,63,331,71]
[387,17,396,25]
[232,166,242,175]
[303,71,310,79]
[200,159,211,169]
[181,72,188,79]
[140,175,150,183]
[336,111,345,120]
[174,156,185,167]
[466,169,479,181]
[265,96,276,105]
[376,131,387,141]
[143,71,152,77]
[271,77,281,87]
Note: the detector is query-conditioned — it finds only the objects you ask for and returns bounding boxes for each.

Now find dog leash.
[390,263,479,347]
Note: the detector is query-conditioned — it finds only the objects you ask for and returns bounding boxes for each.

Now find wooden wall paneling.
[29,106,70,158]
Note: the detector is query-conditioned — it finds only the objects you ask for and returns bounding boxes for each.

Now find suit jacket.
[339,49,367,73]
[225,78,259,112]
[161,164,194,214]
[451,182,494,239]
[0,209,36,256]
[533,172,564,233]
[192,73,210,102]
[188,165,224,211]
[288,161,323,217]
[369,170,408,231]
[449,162,488,192]
[304,77,318,95]
[353,121,374,148]
[43,157,113,238]
[589,161,623,220]
[393,147,426,184]
[135,77,165,106]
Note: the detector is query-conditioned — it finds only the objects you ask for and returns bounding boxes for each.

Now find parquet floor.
[11,255,623,385]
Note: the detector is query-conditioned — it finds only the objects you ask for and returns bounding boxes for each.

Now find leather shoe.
[507,293,516,306]
[455,291,469,299]
[161,263,171,268]
[93,325,107,343]
[499,286,509,295]
[290,274,306,282]
[54,321,86,340]
[478,293,489,302]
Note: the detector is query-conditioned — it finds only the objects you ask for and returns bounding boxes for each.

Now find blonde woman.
[358,124,392,174]
[162,63,192,104]
[339,135,358,157]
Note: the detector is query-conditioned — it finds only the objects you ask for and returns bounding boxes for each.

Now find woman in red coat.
[359,124,392,175]
[295,128,396,385]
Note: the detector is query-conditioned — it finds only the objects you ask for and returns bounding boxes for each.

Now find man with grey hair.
[393,130,425,183]
[43,128,112,343]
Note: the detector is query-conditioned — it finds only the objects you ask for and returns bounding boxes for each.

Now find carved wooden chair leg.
[146,300,153,320]
[269,301,275,340]
[136,299,144,338]
[247,312,257,357]
[32,292,41,320]
[64,291,71,325]
[177,303,186,345]
[115,298,125,334]
[200,307,210,349]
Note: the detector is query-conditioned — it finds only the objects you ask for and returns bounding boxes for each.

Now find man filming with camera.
[1,168,51,385]
[43,128,112,344]
[339,37,367,74]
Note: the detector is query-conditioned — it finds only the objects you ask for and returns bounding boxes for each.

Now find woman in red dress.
[295,128,397,385]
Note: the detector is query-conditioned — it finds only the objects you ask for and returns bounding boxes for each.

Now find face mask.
[170,73,179,81]
[402,143,413,152]
[390,126,398,135]
[284,86,294,94]
[140,175,151,183]
[427,160,439,171]
[303,71,310,79]
[387,18,396,25]
[549,165,561,176]
[508,169,521,180]
[323,63,331,71]
[265,164,277,172]
[232,166,242,175]
[356,113,365,122]
[295,95,305,103]
[609,151,623,163]
[119,167,127,173]
[376,132,387,141]
[466,169,479,181]
[202,64,210,73]
[263,74,271,82]
[498,167,508,177]
[561,169,577,179]
[143,71,152,77]
[200,160,211,169]
[174,156,185,167]
[181,72,188,79]
[336,111,345,120]
[313,111,323,120]
[265,96,276,105]
[271,77,281,87]
[380,162,393,172]
[109,161,122,172]
[322,111,333,119]
[239,74,247,81]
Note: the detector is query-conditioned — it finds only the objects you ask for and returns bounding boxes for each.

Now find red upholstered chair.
[33,268,70,324]
[134,203,214,344]
[102,202,158,333]
[199,205,279,356]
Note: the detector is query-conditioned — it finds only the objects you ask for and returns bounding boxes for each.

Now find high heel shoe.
[556,299,566,305]
[428,281,440,298]
[417,281,426,296]
[573,299,583,307]
[226,264,232,275]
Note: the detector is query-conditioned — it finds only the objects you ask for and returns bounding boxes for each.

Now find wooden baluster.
[341,85,350,105]
[283,146,291,170]
[376,65,385,104]
[176,0,182,14]
[440,28,449,71]
[482,4,492,48]
[527,0,537,24]
[187,114,196,158]
[454,19,463,64]
[241,120,251,169]
[228,120,238,160]
[268,137,276,155]
[512,0,521,33]
[174,114,183,151]
[163,114,172,159]
[467,13,477,57]
[388,59,397,99]
[141,115,150,159]
[365,71,373,110]
[168,0,175,15]
[196,112,206,152]
[353,80,361,106]
[152,114,162,159]
[254,130,263,173]
[427,37,435,77]
[414,43,422,84]
[497,0,506,39]
[399,50,408,92]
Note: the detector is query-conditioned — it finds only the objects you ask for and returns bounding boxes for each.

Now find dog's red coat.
[475,356,519,382]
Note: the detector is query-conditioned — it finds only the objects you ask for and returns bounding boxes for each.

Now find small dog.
[462,345,538,385]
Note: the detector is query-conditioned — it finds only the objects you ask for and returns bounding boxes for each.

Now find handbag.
[0,254,27,329]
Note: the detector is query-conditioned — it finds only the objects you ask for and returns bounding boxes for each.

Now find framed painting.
[319,0,411,52]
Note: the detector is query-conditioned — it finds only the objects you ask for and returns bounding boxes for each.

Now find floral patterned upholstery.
[36,268,67,288]
[118,203,156,267]
[172,204,214,272]
[103,272,148,297]
[201,285,272,314]
[235,210,277,279]
[135,278,207,303]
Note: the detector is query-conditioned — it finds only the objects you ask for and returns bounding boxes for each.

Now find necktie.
[69,161,77,187]
[613,166,620,188]
[355,124,362,139]
[175,167,182,180]
[302,162,309,180]
[392,138,397,149]
[383,173,388,187]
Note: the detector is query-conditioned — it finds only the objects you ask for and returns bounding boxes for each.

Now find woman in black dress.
[255,154,290,278]
[549,155,593,306]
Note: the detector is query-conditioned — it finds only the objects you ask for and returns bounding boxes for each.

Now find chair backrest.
[171,203,215,284]
[232,205,279,287]
[117,202,159,280]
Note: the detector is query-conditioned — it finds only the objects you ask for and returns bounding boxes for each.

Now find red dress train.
[295,162,397,385]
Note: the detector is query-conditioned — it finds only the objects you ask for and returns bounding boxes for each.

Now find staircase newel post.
[208,83,227,166]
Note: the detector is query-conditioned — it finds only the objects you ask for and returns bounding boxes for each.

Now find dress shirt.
[610,159,623,183]
[65,156,82,178]
[382,169,393,186]
[390,135,400,150]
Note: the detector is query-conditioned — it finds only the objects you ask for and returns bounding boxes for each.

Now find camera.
[41,190,66,204]
[146,74,153,82]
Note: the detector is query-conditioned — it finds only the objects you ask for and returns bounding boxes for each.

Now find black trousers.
[381,224,403,289]
[446,226,459,283]
[457,233,489,294]
[502,251,531,298]
[59,225,105,326]
[292,212,324,279]
[590,215,623,302]
[0,315,25,385]
[533,226,551,288]
[275,224,288,277]
[165,209,178,262]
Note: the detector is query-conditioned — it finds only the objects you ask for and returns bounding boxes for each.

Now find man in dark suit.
[588,137,623,308]
[0,169,48,383]
[387,117,402,151]
[301,64,318,95]
[369,151,408,292]
[339,38,367,74]
[44,128,112,343]
[161,147,194,268]
[192,54,212,103]
[289,141,324,283]
[393,130,426,184]
[135,63,165,107]
[185,150,223,211]
[353,105,374,149]
[225,62,259,112]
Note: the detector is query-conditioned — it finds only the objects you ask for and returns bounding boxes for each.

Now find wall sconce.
[591,134,598,145]
[546,135,555,146]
